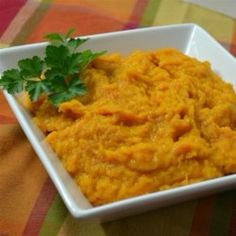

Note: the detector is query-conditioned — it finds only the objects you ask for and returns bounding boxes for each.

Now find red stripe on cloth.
[219,42,231,52]
[219,41,236,57]
[22,177,57,236]
[230,44,236,57]
[123,0,149,30]
[0,114,16,124]
[0,0,27,37]
[230,23,236,57]
[189,196,215,236]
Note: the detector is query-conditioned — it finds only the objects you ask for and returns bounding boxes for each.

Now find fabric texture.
[0,0,236,235]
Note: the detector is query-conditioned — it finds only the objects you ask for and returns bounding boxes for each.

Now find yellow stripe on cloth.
[153,0,189,25]
[153,0,234,44]
[183,2,235,43]
[0,43,9,48]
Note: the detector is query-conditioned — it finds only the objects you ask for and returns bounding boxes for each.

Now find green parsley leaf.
[45,45,70,71]
[65,28,76,39]
[77,50,106,71]
[68,76,87,96]
[26,80,49,101]
[65,53,83,75]
[0,28,106,106]
[45,28,76,47]
[48,76,86,106]
[44,75,68,92]
[0,69,24,93]
[45,45,81,76]
[67,38,88,52]
[44,68,62,80]
[44,33,64,44]
[18,56,44,78]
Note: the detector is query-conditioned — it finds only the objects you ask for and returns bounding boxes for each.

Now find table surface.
[0,1,236,235]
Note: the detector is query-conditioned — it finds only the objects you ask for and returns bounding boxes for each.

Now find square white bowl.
[1,24,236,221]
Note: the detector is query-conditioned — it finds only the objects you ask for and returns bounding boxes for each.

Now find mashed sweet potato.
[30,49,236,205]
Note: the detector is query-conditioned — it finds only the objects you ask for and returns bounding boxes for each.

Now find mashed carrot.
[31,49,236,205]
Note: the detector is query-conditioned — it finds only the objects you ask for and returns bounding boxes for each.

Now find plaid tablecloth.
[0,1,236,235]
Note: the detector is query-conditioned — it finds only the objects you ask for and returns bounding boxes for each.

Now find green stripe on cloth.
[58,215,106,236]
[11,0,51,46]
[140,0,161,26]
[39,194,68,236]
[102,200,196,236]
[209,190,236,236]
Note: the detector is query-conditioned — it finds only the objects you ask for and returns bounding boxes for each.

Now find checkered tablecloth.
[0,1,236,235]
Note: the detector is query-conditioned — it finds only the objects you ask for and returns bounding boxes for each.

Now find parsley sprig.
[0,29,105,106]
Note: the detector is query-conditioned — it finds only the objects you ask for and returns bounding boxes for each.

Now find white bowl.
[1,24,236,221]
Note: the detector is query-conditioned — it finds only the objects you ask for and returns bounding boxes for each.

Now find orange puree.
[31,49,236,205]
